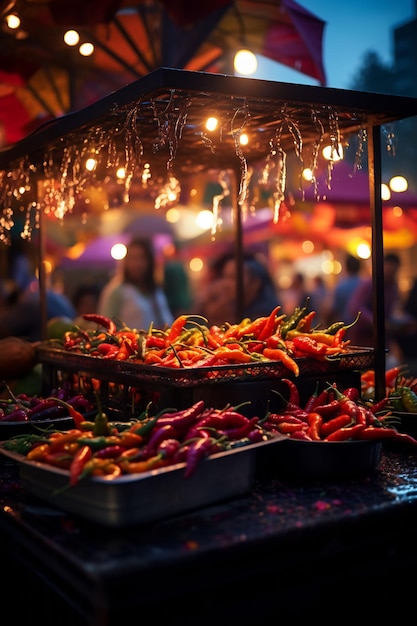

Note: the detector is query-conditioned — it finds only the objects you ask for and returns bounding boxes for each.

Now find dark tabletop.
[2,446,417,625]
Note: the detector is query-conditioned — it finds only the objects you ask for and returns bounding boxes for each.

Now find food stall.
[1,69,417,623]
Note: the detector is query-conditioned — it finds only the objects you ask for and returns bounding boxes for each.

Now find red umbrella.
[0,0,326,145]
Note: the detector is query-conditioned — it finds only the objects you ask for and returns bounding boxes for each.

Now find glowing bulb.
[389,175,408,192]
[302,168,313,182]
[381,183,391,201]
[64,30,80,46]
[79,42,94,57]
[322,143,343,161]
[234,49,258,75]
[206,117,218,131]
[240,133,249,146]
[111,243,127,260]
[85,158,97,171]
[196,210,214,229]
[6,14,20,29]
[357,242,371,259]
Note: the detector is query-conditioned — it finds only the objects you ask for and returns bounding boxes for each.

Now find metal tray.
[0,416,74,440]
[37,344,375,388]
[0,437,286,527]
[259,437,383,481]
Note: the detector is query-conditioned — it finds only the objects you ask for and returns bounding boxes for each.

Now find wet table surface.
[2,447,417,625]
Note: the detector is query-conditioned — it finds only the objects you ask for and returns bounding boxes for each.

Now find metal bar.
[232,167,244,321]
[37,202,47,342]
[368,124,386,401]
[78,29,143,78]
[112,14,154,73]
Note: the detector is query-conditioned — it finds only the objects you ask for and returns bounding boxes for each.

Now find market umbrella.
[0,0,326,145]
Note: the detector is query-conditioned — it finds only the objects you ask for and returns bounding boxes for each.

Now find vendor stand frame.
[1,69,417,623]
[0,68,416,397]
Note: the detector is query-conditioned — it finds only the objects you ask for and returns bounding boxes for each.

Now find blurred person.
[97,237,174,330]
[308,275,331,326]
[281,271,309,316]
[328,254,362,324]
[347,252,402,359]
[198,251,280,326]
[394,277,417,376]
[162,246,193,317]
[0,274,75,342]
[72,283,102,330]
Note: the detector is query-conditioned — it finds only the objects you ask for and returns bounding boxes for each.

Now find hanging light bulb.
[234,49,258,75]
[64,30,80,46]
[6,14,20,29]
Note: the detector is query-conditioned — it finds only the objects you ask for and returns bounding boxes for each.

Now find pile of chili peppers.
[54,305,359,376]
[1,399,274,483]
[261,378,417,445]
[0,382,94,423]
[361,366,417,413]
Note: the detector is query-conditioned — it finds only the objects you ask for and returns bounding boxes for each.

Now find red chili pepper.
[257,305,283,341]
[0,408,28,422]
[197,410,249,430]
[306,412,323,440]
[278,421,309,434]
[320,413,352,438]
[45,398,86,429]
[44,452,73,469]
[206,325,224,350]
[146,335,166,349]
[304,381,320,413]
[281,378,301,406]
[184,437,216,478]
[291,334,328,358]
[370,397,390,414]
[82,313,117,335]
[385,365,408,388]
[313,399,341,418]
[290,430,313,440]
[69,445,93,486]
[156,438,181,459]
[95,342,119,356]
[342,387,359,401]
[266,413,305,425]
[324,423,366,441]
[357,426,417,446]
[146,424,179,450]
[327,385,359,420]
[94,445,127,459]
[219,416,259,440]
[295,310,317,333]
[154,400,206,431]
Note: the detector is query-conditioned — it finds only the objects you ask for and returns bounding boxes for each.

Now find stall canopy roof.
[1,67,417,175]
[0,0,327,145]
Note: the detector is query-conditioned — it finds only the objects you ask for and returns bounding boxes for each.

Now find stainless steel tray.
[0,437,285,527]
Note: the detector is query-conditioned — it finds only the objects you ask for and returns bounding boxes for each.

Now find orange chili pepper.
[116,337,136,360]
[49,429,84,452]
[122,456,170,474]
[117,431,144,448]
[213,349,253,364]
[26,443,51,461]
[69,444,93,486]
[262,348,299,376]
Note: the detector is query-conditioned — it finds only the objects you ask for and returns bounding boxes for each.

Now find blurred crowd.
[1,240,416,375]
